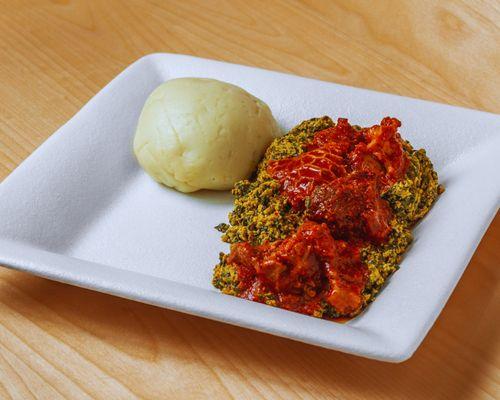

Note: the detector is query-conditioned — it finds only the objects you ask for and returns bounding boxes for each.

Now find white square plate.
[0,54,498,362]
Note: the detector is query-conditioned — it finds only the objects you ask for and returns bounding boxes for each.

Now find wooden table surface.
[0,1,499,399]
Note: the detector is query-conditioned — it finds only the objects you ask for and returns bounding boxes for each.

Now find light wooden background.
[0,1,499,399]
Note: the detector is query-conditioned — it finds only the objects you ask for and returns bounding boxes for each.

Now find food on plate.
[133,78,280,193]
[213,116,443,319]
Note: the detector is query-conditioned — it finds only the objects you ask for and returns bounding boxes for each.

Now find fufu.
[133,78,280,193]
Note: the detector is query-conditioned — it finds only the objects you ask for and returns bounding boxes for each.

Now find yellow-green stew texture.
[214,116,443,319]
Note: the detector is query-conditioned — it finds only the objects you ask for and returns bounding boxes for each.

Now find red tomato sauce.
[227,117,409,317]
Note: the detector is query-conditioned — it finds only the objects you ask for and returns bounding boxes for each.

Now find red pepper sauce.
[227,117,409,317]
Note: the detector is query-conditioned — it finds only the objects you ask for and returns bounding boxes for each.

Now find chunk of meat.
[226,221,368,316]
[351,117,409,188]
[267,148,346,209]
[308,118,359,154]
[308,174,393,244]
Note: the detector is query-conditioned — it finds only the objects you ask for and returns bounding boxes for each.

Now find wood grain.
[0,0,499,398]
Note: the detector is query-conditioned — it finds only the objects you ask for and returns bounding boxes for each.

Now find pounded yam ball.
[133,78,280,192]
